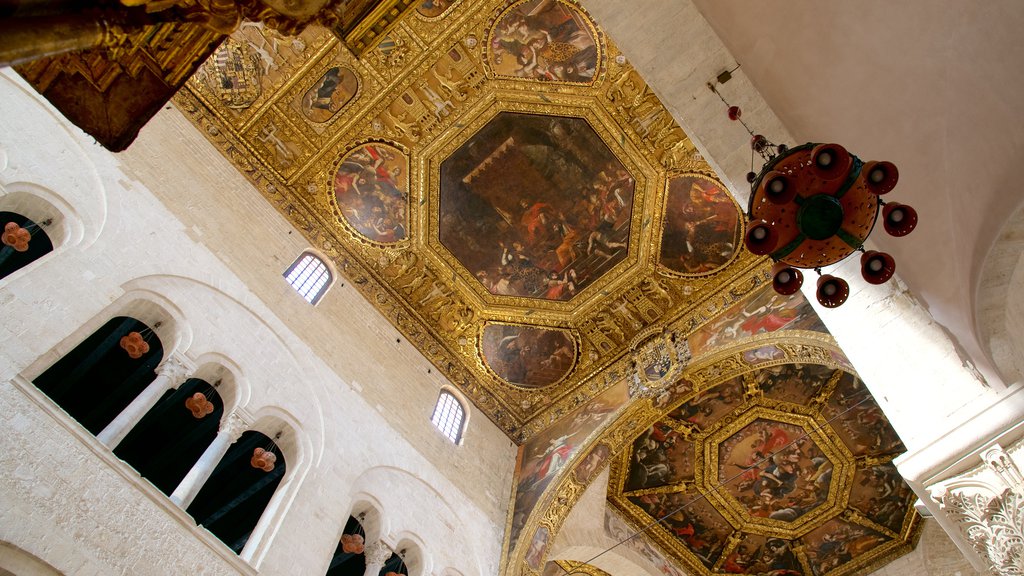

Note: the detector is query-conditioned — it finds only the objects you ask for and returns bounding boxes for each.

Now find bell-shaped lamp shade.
[771,262,803,295]
[882,202,918,237]
[860,250,896,285]
[816,274,850,308]
[862,161,899,195]
[762,171,797,205]
[811,143,852,181]
[744,221,779,256]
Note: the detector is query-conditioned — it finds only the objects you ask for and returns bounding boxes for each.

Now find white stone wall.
[0,70,515,576]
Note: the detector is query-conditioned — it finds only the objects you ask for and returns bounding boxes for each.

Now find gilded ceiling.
[609,362,918,576]
[176,0,766,441]
[170,1,921,574]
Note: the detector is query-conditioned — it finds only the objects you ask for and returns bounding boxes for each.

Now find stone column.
[169,411,249,508]
[363,540,392,576]
[97,352,194,449]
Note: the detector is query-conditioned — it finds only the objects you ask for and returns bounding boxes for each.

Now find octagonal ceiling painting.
[440,111,634,301]
[610,363,916,576]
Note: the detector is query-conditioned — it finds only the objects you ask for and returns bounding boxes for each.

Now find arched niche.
[186,428,287,554]
[32,315,165,435]
[0,183,85,252]
[0,210,53,281]
[113,375,225,496]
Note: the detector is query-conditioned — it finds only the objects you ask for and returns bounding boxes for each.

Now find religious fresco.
[525,526,550,570]
[850,463,914,533]
[487,0,600,83]
[440,112,634,301]
[626,422,693,491]
[803,518,888,575]
[751,363,836,406]
[718,419,832,523]
[659,173,742,276]
[825,374,905,457]
[332,143,409,244]
[509,380,629,553]
[300,66,359,123]
[604,509,687,576]
[573,443,611,484]
[609,361,919,576]
[667,377,744,429]
[628,489,733,569]
[689,284,827,359]
[481,323,576,387]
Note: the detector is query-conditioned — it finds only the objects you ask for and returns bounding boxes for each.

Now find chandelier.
[714,89,917,308]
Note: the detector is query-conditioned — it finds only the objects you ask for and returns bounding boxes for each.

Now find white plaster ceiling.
[691,0,1024,385]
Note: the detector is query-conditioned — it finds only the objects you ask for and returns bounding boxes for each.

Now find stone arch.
[190,352,250,415]
[118,274,327,463]
[392,532,429,576]
[19,289,190,383]
[239,406,314,566]
[0,541,62,576]
[0,182,83,253]
[976,201,1024,385]
[347,465,486,576]
[0,72,108,250]
[349,495,387,545]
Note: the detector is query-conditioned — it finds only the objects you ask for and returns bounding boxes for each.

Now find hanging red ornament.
[251,447,277,472]
[184,392,214,418]
[727,105,742,120]
[341,533,365,554]
[2,222,30,252]
[119,331,150,359]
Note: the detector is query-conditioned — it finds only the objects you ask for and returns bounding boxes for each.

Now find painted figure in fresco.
[440,113,634,301]
[490,0,597,83]
[307,67,357,116]
[334,144,407,243]
[663,180,738,274]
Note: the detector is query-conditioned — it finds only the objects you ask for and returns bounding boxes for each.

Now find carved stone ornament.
[364,540,393,566]
[218,411,249,442]
[983,444,1024,496]
[156,353,195,385]
[938,486,1024,575]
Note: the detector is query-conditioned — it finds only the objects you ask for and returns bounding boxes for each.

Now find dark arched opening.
[0,212,53,280]
[0,211,53,280]
[33,316,163,435]
[326,515,368,575]
[187,430,285,553]
[114,378,224,495]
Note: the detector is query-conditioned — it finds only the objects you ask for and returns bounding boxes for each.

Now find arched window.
[284,252,333,304]
[430,390,465,444]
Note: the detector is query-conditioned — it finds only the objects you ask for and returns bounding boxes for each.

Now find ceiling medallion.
[629,327,691,400]
[711,87,918,308]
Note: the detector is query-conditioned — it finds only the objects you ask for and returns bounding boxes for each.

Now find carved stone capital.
[939,486,1024,575]
[218,411,249,442]
[363,540,393,566]
[157,353,195,386]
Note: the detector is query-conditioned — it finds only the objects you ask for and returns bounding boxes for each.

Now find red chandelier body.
[742,141,916,308]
